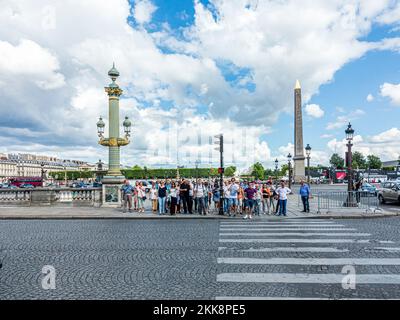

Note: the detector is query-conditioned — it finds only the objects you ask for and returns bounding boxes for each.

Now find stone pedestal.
[294,156,306,182]
[101,175,125,207]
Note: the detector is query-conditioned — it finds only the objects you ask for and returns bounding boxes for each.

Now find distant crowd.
[121,177,312,219]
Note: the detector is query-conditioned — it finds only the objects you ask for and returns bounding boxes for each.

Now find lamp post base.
[101,175,126,207]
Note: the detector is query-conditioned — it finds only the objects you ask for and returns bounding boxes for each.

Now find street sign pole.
[215,134,224,215]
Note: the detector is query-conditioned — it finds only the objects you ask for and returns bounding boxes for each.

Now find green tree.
[132,165,142,170]
[280,164,289,176]
[367,155,382,169]
[224,166,236,177]
[352,151,366,169]
[330,153,345,169]
[251,162,265,180]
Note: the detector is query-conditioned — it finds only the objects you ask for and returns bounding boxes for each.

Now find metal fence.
[315,191,381,214]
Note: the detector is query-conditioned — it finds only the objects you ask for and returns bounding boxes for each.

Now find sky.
[1,0,400,172]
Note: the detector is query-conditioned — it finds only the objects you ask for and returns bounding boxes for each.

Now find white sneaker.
[243,215,248,220]
[249,215,253,219]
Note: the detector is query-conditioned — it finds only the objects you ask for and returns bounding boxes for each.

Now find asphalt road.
[1,217,400,299]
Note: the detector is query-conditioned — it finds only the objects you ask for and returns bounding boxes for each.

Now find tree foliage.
[330,153,345,169]
[352,151,367,169]
[367,155,382,169]
[251,162,265,180]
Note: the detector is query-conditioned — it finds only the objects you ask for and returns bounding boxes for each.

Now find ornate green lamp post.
[96,64,131,206]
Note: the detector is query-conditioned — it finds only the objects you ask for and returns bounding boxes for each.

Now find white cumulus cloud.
[0,39,65,89]
[133,0,157,25]
[305,104,324,118]
[380,82,400,106]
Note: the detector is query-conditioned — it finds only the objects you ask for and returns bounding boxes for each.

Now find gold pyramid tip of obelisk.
[295,80,301,90]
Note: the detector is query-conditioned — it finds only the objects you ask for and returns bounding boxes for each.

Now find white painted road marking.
[219,233,370,237]
[219,228,356,231]
[374,247,400,252]
[219,239,371,243]
[236,247,349,253]
[217,257,400,265]
[217,273,400,284]
[219,224,345,227]
[215,297,398,300]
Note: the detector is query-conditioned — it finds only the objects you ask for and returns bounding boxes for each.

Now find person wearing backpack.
[194,179,207,215]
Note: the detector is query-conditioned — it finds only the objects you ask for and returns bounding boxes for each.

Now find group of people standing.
[120,177,312,217]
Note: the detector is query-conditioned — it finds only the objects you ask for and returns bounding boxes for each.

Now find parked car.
[378,182,400,204]
[1,184,17,189]
[20,184,35,189]
[360,183,377,196]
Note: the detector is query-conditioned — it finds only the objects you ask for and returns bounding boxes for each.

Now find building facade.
[0,153,97,182]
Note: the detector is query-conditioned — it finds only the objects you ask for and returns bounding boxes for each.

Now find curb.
[0,215,231,220]
[0,213,399,220]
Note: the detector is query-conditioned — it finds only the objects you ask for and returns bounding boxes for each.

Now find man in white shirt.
[194,179,207,215]
[227,178,239,216]
[275,181,292,216]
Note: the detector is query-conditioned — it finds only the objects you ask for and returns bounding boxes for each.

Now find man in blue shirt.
[121,180,134,213]
[299,180,311,213]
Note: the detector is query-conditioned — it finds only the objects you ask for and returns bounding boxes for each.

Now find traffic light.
[214,134,223,152]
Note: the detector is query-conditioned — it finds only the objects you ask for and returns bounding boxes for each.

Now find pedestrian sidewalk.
[0,195,397,219]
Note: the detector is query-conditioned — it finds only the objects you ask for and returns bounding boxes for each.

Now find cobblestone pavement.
[1,217,400,299]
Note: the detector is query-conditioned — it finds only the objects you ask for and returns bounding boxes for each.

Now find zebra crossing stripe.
[217,273,400,284]
[219,233,370,237]
[215,297,398,300]
[374,247,400,252]
[219,224,344,227]
[219,228,356,231]
[235,247,349,253]
[217,257,400,265]
[219,238,371,243]
[220,221,336,225]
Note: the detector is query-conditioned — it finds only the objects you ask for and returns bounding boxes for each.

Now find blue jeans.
[279,199,287,216]
[223,198,229,213]
[158,197,166,214]
[197,197,206,215]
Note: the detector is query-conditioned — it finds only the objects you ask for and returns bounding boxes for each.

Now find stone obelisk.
[293,80,306,182]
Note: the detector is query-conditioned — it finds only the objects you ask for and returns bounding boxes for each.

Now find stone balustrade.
[0,188,102,207]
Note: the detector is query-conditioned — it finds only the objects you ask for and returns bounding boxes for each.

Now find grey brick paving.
[1,217,400,299]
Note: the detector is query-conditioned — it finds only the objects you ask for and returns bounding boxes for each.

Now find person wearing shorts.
[244,182,257,219]
[227,178,239,216]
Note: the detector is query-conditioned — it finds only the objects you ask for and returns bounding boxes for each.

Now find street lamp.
[287,153,292,189]
[305,144,312,184]
[96,117,105,137]
[274,159,279,184]
[345,122,356,207]
[123,116,132,137]
[63,165,67,186]
[96,64,131,184]
[345,122,354,192]
[195,160,200,179]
